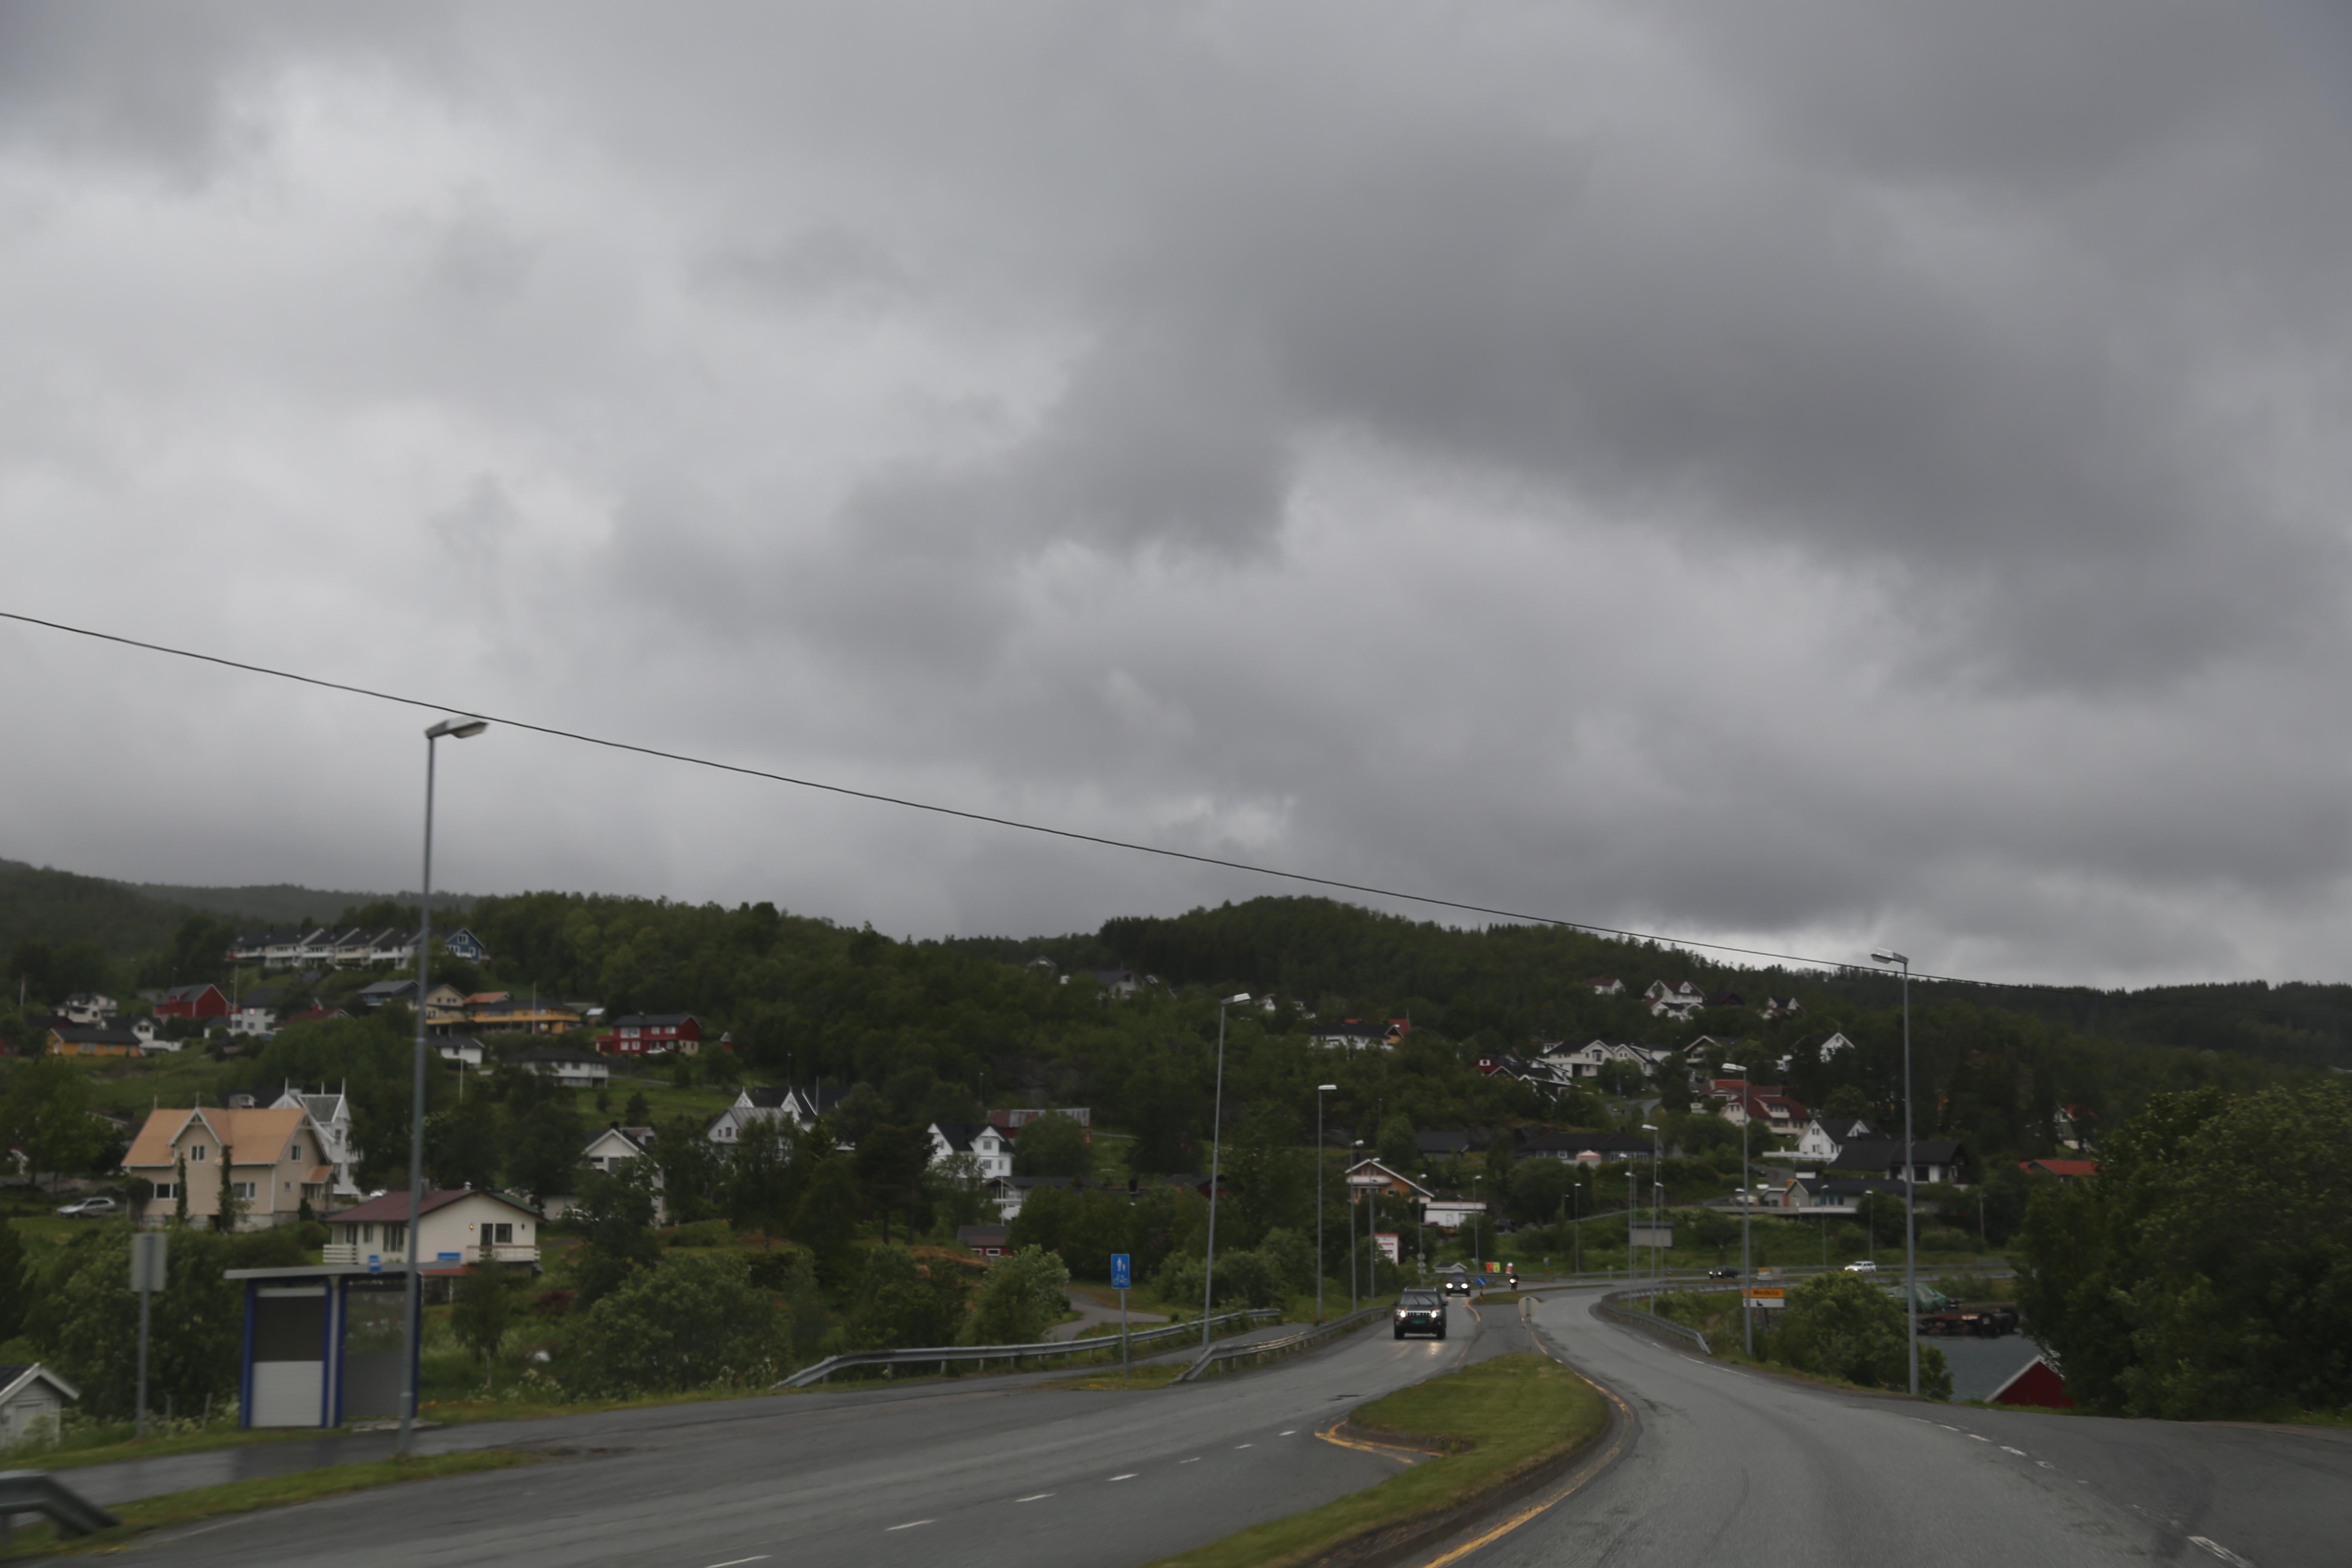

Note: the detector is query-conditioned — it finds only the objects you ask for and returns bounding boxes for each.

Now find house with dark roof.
[508,1046,609,1090]
[155,983,230,1020]
[2019,1158,2099,1183]
[1829,1139,1973,1186]
[44,1024,145,1059]
[596,1013,704,1055]
[322,1188,541,1267]
[928,1121,1014,1179]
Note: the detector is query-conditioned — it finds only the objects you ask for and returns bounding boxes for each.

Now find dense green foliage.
[24,1225,307,1419]
[964,1245,1072,1344]
[2015,1081,2352,1419]
[568,1252,782,1394]
[1767,1272,1953,1397]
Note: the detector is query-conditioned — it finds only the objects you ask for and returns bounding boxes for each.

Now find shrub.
[965,1246,1070,1346]
[663,1218,734,1249]
[1770,1273,1951,1397]
[568,1253,780,1395]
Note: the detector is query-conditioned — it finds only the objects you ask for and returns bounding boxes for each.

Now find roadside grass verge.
[0,1449,537,1560]
[1038,1365,1191,1391]
[7,1421,338,1473]
[1139,1353,1607,1568]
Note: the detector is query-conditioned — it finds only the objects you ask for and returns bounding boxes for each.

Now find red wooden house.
[154,983,231,1020]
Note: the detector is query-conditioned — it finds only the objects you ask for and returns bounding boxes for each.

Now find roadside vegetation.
[1648,1275,1955,1399]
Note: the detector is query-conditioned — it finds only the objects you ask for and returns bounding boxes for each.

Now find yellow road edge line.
[1412,1308,1634,1568]
[1314,1417,1422,1465]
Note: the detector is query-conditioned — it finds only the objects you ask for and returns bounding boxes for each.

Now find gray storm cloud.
[1,0,2348,986]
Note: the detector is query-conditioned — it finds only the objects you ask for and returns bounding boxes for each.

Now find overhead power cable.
[0,606,1982,985]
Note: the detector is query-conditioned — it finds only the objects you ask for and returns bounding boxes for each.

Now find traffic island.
[1138,1352,1611,1568]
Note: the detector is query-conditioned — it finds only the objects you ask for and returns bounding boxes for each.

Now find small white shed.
[0,1364,80,1447]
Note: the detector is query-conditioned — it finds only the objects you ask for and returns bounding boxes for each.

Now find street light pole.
[1872,946,1920,1398]
[1316,1084,1337,1324]
[1202,992,1251,1351]
[1640,1123,1659,1284]
[1349,1140,1365,1311]
[401,717,486,1458]
[1726,1063,1752,1354]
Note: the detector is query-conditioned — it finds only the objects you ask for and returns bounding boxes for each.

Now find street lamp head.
[1317,1083,1338,1092]
[426,717,488,741]
[1870,948,1907,966]
[1641,1123,1658,1131]
[1721,1063,1744,1074]
[1223,992,1253,1005]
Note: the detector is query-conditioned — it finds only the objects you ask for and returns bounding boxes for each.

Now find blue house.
[442,928,490,963]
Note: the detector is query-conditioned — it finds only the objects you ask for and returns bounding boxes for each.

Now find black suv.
[1395,1289,1448,1340]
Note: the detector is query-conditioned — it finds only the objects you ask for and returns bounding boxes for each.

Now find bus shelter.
[221,1263,438,1428]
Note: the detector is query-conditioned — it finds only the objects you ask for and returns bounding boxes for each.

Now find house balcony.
[321,1243,540,1267]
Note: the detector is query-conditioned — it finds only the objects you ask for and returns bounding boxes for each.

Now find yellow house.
[121,1107,333,1231]
[44,1025,143,1058]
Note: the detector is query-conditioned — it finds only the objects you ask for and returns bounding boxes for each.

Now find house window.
[153,1182,176,1200]
[384,1223,407,1252]
[363,1223,375,1244]
[489,1223,513,1244]
[232,1182,257,1199]
[189,1145,208,1161]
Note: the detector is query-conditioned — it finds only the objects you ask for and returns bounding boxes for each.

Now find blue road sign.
[1110,1253,1132,1290]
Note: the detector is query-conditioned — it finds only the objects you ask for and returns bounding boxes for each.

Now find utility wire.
[0,606,1982,986]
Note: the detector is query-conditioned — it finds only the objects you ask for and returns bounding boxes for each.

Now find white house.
[322,1188,542,1267]
[1793,1115,1876,1164]
[509,1046,608,1089]
[707,1085,849,1147]
[550,1125,663,1221]
[58,992,117,1025]
[435,1038,487,1067]
[1585,978,1626,996]
[928,1121,1014,1179]
[0,1364,79,1447]
[270,1086,362,1198]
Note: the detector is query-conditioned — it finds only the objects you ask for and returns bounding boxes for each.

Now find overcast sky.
[4,2,2349,988]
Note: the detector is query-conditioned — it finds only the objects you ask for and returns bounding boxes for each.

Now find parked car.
[1393,1289,1448,1340]
[1706,1266,1741,1280]
[1844,1259,1879,1273]
[55,1196,119,1219]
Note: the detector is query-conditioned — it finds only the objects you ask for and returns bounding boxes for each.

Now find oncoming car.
[1394,1289,1448,1340]
[1442,1273,1474,1302]
[1844,1260,1880,1273]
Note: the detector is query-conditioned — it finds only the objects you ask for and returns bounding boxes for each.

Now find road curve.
[104,1305,1519,1568]
[1417,1286,2352,1568]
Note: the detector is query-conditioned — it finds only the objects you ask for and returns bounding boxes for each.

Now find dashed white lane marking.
[885,1520,934,1531]
[705,1559,771,1567]
[1110,1473,1137,1481]
[1236,1442,1253,1448]
[1968,1434,1991,1442]
[2001,1446,2027,1456]
[1180,1457,1201,1464]
[1016,1493,1055,1502]
[1280,1430,1297,1435]
[2190,1537,2256,1567]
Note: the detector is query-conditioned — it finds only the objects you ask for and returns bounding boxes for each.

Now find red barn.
[595,1014,704,1055]
[1991,1356,2076,1409]
[154,983,231,1020]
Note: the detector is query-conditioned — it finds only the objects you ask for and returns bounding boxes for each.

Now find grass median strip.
[2,1449,539,1560]
[1139,1353,1608,1568]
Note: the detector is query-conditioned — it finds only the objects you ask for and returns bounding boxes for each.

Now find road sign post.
[1111,1253,1132,1375]
[129,1231,168,1438]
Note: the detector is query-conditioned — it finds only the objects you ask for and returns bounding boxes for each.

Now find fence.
[1175,1304,1390,1383]
[1594,1289,1713,1356]
[774,1308,1282,1389]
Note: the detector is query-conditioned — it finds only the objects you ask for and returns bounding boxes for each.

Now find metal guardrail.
[0,1469,121,1542]
[1596,1289,1713,1356]
[1176,1304,1389,1383]
[773,1308,1282,1389]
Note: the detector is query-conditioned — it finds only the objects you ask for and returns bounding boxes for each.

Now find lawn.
[1141,1353,1608,1568]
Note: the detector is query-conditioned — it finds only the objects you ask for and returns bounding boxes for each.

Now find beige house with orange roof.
[121,1106,334,1231]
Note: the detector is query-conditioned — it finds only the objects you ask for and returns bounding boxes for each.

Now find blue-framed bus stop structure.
[222,1263,446,1428]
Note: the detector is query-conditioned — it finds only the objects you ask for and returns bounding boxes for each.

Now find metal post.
[1202,993,1246,1352]
[136,1283,151,1437]
[1315,1085,1335,1325]
[401,717,485,1458]
[1900,957,1919,1396]
[1121,1286,1129,1377]
[399,733,436,1458]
